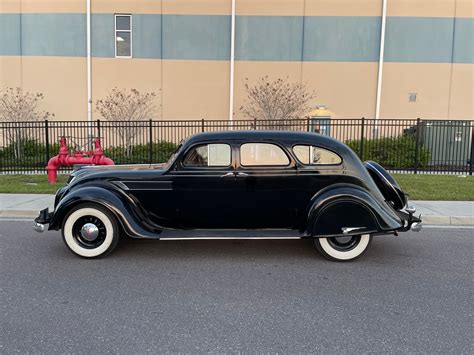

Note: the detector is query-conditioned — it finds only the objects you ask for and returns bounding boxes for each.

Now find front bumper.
[34,208,52,233]
[397,205,423,232]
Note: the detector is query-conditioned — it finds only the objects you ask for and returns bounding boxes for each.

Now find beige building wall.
[0,56,87,120]
[449,64,474,119]
[380,63,452,119]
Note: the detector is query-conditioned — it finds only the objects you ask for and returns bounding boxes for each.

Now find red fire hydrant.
[46,137,114,184]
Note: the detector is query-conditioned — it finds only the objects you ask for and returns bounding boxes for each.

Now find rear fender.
[306,184,403,237]
[49,184,161,238]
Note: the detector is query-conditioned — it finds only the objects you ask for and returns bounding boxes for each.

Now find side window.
[183,144,231,167]
[293,145,342,165]
[240,143,289,166]
[115,14,132,57]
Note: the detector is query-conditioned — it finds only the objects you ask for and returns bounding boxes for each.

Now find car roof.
[185,130,344,148]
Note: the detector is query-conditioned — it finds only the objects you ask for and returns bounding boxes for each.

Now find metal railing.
[0,118,472,175]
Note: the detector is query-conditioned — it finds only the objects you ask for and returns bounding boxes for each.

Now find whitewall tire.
[62,204,120,258]
[314,234,372,262]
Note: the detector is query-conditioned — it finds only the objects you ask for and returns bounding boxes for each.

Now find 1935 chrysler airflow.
[34,131,422,261]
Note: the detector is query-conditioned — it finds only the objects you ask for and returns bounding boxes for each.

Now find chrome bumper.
[33,207,52,233]
[397,205,423,232]
[34,222,45,233]
[411,220,423,232]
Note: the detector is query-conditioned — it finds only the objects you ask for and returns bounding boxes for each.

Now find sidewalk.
[0,194,473,225]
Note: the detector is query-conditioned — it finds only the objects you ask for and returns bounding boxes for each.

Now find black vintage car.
[35,131,422,261]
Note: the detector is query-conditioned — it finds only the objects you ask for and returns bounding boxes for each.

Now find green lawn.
[0,173,472,201]
[392,174,473,201]
[0,174,68,194]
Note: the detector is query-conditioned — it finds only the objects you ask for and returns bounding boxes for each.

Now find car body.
[35,131,422,261]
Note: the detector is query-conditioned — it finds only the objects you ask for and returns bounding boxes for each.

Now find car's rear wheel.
[313,234,372,262]
[62,203,120,258]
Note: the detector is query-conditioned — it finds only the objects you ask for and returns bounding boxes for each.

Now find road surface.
[0,220,472,353]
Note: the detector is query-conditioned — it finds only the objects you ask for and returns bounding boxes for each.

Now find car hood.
[68,163,167,185]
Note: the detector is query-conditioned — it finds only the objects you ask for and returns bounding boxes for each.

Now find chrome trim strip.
[160,237,303,240]
[341,227,366,234]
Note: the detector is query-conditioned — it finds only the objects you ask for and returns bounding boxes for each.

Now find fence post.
[414,117,421,174]
[149,119,153,164]
[306,117,310,132]
[254,117,257,130]
[360,117,365,160]
[96,119,101,138]
[44,119,50,165]
[469,121,474,176]
[201,119,205,132]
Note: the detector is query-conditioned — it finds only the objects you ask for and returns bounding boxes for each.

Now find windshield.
[161,143,183,168]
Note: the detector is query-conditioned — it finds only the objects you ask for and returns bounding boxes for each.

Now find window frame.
[114,14,132,58]
[291,144,343,166]
[181,143,233,169]
[239,142,291,168]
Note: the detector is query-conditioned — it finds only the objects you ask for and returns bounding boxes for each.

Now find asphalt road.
[0,221,472,353]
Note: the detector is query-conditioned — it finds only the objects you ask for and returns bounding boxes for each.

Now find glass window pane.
[293,145,341,165]
[240,143,289,166]
[208,144,231,166]
[116,31,131,57]
[183,144,231,167]
[293,145,311,164]
[116,16,130,31]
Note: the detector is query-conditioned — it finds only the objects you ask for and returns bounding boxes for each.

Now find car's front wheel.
[314,234,372,262]
[62,203,120,258]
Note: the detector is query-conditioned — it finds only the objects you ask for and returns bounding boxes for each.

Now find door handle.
[237,172,249,177]
[220,172,235,178]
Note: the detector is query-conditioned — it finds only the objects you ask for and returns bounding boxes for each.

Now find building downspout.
[374,0,387,136]
[228,0,236,124]
[86,0,92,137]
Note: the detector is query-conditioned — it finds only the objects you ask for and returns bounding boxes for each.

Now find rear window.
[293,145,342,165]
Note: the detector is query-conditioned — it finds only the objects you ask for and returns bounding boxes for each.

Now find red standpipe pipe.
[46,137,114,183]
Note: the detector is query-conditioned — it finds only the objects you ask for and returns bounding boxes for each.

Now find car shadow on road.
[106,235,408,262]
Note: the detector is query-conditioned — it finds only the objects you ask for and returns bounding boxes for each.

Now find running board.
[158,229,308,240]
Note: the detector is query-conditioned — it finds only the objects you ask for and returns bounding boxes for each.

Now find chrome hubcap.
[80,223,99,241]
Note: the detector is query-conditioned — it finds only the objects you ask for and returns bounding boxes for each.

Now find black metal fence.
[0,118,472,175]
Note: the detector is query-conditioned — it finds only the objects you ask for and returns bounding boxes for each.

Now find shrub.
[0,139,59,169]
[0,139,177,169]
[104,140,178,165]
[346,135,430,169]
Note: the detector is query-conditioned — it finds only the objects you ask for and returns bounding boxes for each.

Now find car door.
[233,142,301,229]
[291,144,345,227]
[169,142,238,229]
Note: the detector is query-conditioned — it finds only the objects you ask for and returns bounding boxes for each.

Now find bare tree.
[96,88,158,157]
[239,76,315,129]
[0,87,54,159]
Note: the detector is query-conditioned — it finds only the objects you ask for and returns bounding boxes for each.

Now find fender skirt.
[48,184,163,238]
[306,184,404,237]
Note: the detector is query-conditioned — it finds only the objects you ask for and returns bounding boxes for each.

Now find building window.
[115,14,132,58]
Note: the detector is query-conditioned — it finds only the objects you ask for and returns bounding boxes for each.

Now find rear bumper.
[397,206,423,232]
[34,208,52,233]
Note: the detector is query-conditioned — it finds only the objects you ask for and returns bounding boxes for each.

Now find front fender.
[49,183,162,238]
[305,184,403,237]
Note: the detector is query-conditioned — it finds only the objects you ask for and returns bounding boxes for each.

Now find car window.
[293,145,342,165]
[240,143,289,166]
[183,144,231,167]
